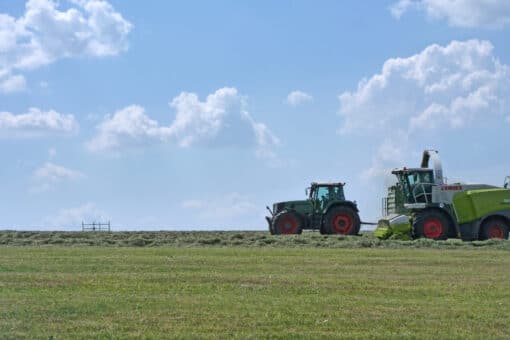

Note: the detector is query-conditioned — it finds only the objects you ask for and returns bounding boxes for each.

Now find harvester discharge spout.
[421,149,444,185]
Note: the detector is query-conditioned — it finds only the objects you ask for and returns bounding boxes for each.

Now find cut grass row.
[1,230,509,249]
[1,246,509,338]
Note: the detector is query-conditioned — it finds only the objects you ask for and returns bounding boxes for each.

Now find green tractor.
[376,150,510,241]
[266,182,361,235]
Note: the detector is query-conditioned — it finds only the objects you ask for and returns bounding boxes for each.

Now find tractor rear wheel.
[323,206,361,235]
[272,211,303,235]
[413,210,449,240]
[479,218,509,240]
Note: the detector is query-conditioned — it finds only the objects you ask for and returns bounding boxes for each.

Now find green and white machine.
[376,150,510,241]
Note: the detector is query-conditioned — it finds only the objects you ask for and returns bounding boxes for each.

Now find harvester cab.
[376,150,510,241]
[266,182,360,235]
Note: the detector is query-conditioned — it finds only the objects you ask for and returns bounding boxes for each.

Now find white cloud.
[87,87,280,161]
[44,202,107,227]
[168,87,244,147]
[0,0,132,91]
[0,107,78,137]
[86,104,170,151]
[338,40,509,135]
[32,161,85,192]
[181,192,258,223]
[0,74,26,93]
[339,40,510,181]
[361,134,410,182]
[390,0,414,19]
[286,90,313,106]
[390,0,510,28]
[241,110,281,166]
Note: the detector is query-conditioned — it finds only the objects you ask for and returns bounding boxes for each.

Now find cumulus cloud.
[32,162,85,192]
[33,162,84,183]
[44,202,107,228]
[168,87,244,147]
[286,90,313,106]
[390,0,510,28]
[339,40,509,135]
[0,107,78,137]
[361,134,411,182]
[87,87,280,161]
[339,39,510,180]
[0,0,132,92]
[86,105,169,151]
[0,74,27,93]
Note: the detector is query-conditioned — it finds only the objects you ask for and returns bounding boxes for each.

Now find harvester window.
[408,174,416,185]
[406,170,434,203]
[418,171,433,184]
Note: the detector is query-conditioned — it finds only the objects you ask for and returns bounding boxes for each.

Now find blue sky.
[1,0,510,230]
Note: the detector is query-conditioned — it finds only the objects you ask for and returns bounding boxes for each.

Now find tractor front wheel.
[323,206,361,235]
[479,218,509,240]
[272,211,303,235]
[413,210,449,240]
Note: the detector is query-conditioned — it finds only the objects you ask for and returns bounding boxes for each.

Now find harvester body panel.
[453,189,510,224]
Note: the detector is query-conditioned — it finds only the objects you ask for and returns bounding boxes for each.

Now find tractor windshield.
[395,170,434,203]
[311,185,345,209]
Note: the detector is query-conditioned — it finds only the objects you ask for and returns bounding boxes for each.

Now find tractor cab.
[308,182,345,210]
[504,176,510,189]
[392,168,435,204]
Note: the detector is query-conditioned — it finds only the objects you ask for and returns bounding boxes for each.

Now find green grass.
[1,230,510,249]
[1,246,510,338]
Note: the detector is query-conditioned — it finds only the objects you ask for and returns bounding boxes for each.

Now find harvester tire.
[479,218,509,240]
[272,211,303,235]
[323,206,361,235]
[413,210,449,240]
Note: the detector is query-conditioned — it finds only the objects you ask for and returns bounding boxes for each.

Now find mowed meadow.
[0,231,509,338]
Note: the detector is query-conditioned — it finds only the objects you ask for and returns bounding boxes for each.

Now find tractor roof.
[311,182,345,186]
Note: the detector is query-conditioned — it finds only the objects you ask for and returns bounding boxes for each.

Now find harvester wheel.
[272,211,303,235]
[479,218,509,240]
[413,210,449,240]
[323,206,361,235]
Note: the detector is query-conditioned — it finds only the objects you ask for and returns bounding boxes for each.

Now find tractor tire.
[272,211,303,235]
[479,218,509,240]
[413,210,450,240]
[323,206,361,235]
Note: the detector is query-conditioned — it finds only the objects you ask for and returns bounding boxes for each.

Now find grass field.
[1,234,509,338]
[1,230,510,249]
